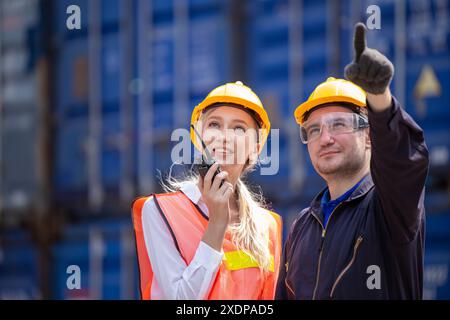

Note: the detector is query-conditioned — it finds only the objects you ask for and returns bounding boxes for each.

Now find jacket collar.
[309,173,374,214]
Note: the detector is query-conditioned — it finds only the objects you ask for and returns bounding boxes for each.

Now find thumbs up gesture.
[344,23,394,95]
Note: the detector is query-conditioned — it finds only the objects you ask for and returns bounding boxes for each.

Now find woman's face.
[200,105,260,171]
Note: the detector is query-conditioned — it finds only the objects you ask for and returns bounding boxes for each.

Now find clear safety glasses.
[300,112,369,144]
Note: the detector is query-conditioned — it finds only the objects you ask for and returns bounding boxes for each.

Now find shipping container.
[0,229,41,299]
[51,218,139,299]
[52,0,233,207]
[0,0,45,216]
[0,106,40,213]
[424,214,450,300]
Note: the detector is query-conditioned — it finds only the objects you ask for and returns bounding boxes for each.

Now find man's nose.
[318,125,334,146]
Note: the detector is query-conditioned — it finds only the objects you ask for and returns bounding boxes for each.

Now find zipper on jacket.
[318,229,326,252]
[330,236,364,299]
[284,262,296,297]
[311,203,342,300]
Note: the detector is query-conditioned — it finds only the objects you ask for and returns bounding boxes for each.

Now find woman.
[132,81,282,300]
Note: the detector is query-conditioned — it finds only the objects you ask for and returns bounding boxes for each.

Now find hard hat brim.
[294,95,367,125]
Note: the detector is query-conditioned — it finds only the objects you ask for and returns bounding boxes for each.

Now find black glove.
[344,23,394,95]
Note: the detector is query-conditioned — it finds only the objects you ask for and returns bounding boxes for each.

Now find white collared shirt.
[141,182,223,300]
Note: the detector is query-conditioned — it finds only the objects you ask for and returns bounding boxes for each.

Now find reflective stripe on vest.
[132,191,282,300]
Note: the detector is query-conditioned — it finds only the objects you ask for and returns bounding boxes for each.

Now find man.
[275,23,429,299]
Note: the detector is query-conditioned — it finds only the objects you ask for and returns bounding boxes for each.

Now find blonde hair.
[161,106,273,273]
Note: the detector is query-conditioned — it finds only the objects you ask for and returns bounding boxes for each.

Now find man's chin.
[315,161,343,176]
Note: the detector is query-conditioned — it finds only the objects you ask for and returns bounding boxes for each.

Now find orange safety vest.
[132,191,282,300]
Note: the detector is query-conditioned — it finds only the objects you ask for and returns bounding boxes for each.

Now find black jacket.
[276,97,429,299]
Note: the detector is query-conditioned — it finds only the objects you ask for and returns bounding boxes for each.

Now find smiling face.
[305,106,371,180]
[199,105,260,173]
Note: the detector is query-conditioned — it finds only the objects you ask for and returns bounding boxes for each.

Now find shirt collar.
[311,173,374,213]
[321,175,367,207]
[179,182,203,205]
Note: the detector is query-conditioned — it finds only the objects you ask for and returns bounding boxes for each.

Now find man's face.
[305,106,370,179]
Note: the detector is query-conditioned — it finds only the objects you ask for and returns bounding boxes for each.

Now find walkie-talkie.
[190,124,224,187]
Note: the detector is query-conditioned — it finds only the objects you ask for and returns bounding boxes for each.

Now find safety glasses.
[299,112,369,144]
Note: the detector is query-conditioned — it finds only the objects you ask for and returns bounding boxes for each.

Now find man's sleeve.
[368,96,429,244]
[275,210,304,300]
[275,236,290,300]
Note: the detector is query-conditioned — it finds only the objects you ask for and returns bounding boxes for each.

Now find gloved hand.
[344,23,394,95]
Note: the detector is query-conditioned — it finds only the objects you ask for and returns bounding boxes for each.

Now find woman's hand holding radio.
[200,163,234,251]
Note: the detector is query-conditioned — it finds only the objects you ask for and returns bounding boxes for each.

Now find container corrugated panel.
[54,108,130,202]
[153,0,174,13]
[146,0,175,105]
[101,32,122,107]
[0,0,40,47]
[101,108,121,188]
[1,106,39,211]
[54,114,89,194]
[53,2,128,197]
[0,0,43,215]
[188,0,231,97]
[404,0,450,127]
[101,0,120,31]
[0,229,40,299]
[302,1,328,98]
[1,46,30,79]
[425,129,450,168]
[52,239,90,299]
[247,0,330,108]
[150,0,230,99]
[2,74,38,107]
[52,218,138,299]
[245,0,291,197]
[55,37,89,115]
[152,13,175,96]
[53,26,124,200]
[424,214,450,300]
[247,0,289,99]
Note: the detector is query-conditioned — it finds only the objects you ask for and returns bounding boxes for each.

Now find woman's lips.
[213,147,234,155]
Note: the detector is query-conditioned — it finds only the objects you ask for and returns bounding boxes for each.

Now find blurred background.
[0,0,449,300]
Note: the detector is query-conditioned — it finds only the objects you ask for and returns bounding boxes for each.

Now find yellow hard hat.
[190,81,270,153]
[294,77,367,125]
